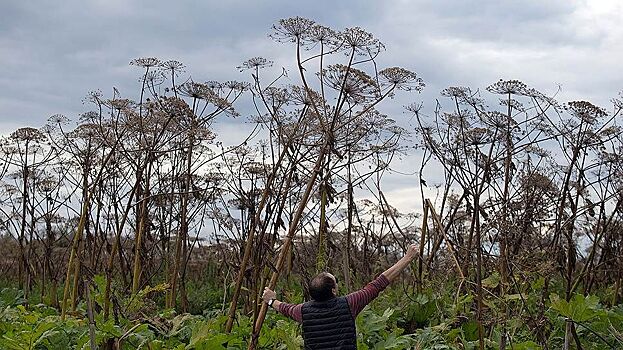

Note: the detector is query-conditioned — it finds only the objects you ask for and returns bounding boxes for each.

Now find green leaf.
[504,294,522,301]
[550,293,603,322]
[482,272,500,289]
[511,340,542,350]
[461,320,479,342]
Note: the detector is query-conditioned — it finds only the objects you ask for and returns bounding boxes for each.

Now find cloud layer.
[1,0,621,213]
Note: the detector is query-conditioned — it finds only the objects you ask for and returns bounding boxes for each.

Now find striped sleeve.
[345,274,390,317]
[277,302,303,323]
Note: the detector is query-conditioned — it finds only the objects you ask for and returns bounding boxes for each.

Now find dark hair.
[309,272,337,301]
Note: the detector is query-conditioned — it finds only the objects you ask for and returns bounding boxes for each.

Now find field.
[1,17,623,350]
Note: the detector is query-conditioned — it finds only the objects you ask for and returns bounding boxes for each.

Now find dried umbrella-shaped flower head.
[11,127,47,142]
[224,81,250,93]
[289,85,324,107]
[79,111,100,123]
[159,60,185,76]
[130,57,161,68]
[139,71,165,85]
[37,176,59,193]
[323,64,378,103]
[463,127,492,145]
[237,57,273,72]
[486,79,529,95]
[178,81,214,100]
[205,80,223,91]
[524,144,550,158]
[338,27,384,56]
[308,24,338,47]
[441,86,468,98]
[533,92,562,112]
[565,100,607,124]
[406,102,424,115]
[178,82,238,116]
[107,98,135,111]
[379,67,425,92]
[83,90,103,105]
[498,97,524,112]
[441,86,484,107]
[262,87,289,108]
[159,96,194,120]
[69,123,101,140]
[484,111,519,130]
[48,114,69,125]
[270,17,316,43]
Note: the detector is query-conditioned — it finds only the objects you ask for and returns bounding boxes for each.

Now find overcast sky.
[1,0,622,212]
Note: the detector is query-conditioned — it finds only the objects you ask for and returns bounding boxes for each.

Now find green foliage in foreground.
[1,282,623,349]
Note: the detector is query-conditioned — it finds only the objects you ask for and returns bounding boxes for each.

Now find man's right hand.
[405,243,419,261]
[382,243,419,282]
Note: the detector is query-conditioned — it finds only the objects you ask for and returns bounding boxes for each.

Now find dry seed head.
[339,27,384,56]
[565,100,607,124]
[323,64,378,102]
[178,81,216,101]
[309,24,338,44]
[463,127,491,145]
[486,79,529,95]
[69,123,100,139]
[48,114,69,125]
[108,98,135,111]
[237,57,273,71]
[498,98,524,111]
[11,127,47,142]
[289,85,324,107]
[270,17,316,43]
[224,80,250,92]
[84,90,103,104]
[130,57,161,68]
[139,70,166,85]
[262,87,289,107]
[441,86,470,98]
[611,92,623,109]
[379,67,424,92]
[159,60,185,75]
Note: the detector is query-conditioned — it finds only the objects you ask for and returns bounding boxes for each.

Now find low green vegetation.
[2,274,622,349]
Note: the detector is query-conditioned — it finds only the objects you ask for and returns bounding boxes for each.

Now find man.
[262,243,418,349]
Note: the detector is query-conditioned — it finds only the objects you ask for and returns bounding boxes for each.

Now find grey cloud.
[0,0,621,131]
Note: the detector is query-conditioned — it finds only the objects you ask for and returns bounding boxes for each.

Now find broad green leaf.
[482,272,500,289]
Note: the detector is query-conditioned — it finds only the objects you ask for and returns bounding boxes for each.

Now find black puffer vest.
[301,296,357,349]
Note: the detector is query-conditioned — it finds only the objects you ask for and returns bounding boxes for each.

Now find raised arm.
[345,243,419,317]
[381,243,418,282]
[262,287,303,323]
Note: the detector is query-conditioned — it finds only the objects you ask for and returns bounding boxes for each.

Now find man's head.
[309,272,338,301]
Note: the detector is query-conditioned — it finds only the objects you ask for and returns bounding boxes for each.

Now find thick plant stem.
[167,126,194,309]
[224,147,290,332]
[425,199,464,280]
[248,142,328,350]
[61,199,89,320]
[85,280,96,350]
[103,178,140,320]
[474,194,485,350]
[131,157,153,294]
[317,172,328,272]
[417,203,429,290]
[342,160,353,291]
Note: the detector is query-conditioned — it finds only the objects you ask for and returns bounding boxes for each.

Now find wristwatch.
[267,299,275,307]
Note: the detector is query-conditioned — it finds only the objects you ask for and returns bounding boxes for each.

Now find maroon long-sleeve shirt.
[277,274,390,323]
